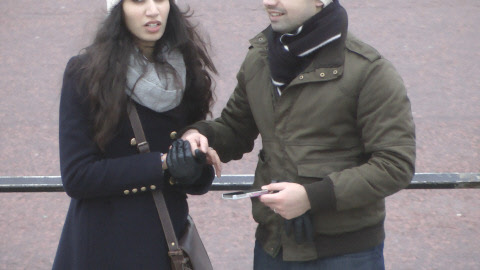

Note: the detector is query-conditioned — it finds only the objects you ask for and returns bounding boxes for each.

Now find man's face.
[263,0,323,33]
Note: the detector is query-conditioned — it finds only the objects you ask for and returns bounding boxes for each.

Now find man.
[182,0,416,268]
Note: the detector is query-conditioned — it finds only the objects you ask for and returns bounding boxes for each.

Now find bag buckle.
[169,250,192,270]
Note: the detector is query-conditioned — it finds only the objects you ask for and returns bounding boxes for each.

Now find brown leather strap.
[127,101,184,262]
[127,101,150,154]
[152,189,182,254]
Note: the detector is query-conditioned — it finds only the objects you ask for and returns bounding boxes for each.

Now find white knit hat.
[320,0,333,7]
[106,0,178,12]
[106,0,121,13]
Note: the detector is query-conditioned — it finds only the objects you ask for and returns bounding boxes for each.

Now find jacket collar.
[249,27,346,70]
[249,27,346,87]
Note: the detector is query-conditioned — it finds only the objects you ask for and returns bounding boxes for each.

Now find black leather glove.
[284,211,314,244]
[166,139,206,186]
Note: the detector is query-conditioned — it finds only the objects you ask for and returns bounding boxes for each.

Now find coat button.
[258,37,264,42]
[320,72,325,77]
[150,185,157,190]
[169,178,176,186]
[130,138,137,146]
[141,186,147,192]
[333,70,338,75]
[299,75,304,80]
[132,188,138,194]
[170,131,177,140]
[124,190,130,195]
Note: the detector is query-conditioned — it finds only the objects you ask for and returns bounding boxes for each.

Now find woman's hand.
[166,139,206,186]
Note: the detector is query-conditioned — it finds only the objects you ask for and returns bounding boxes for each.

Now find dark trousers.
[253,240,385,270]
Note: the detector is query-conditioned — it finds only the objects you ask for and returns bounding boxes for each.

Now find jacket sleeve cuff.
[183,165,215,195]
[304,176,336,213]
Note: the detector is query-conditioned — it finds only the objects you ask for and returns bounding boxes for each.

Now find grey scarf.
[125,49,186,112]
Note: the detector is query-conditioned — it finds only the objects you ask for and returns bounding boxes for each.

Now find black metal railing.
[1,173,479,193]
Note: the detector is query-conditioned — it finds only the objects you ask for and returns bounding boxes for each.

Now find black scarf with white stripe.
[267,0,348,90]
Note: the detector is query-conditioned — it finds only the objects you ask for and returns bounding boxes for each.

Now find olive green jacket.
[191,30,416,261]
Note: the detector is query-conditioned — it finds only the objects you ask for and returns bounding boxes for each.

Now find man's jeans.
[253,240,385,270]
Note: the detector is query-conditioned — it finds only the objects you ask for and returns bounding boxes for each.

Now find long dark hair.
[71,0,216,150]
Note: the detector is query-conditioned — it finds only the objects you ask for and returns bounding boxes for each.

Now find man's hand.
[259,182,311,220]
[182,129,209,153]
[181,129,222,177]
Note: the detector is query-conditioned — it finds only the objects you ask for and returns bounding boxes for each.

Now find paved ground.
[0,0,479,269]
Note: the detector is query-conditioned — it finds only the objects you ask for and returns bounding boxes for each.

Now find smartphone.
[221,189,269,200]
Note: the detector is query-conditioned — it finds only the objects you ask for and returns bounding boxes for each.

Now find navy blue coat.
[52,56,214,269]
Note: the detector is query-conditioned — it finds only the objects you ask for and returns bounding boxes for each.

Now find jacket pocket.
[253,149,270,189]
[252,149,274,224]
[297,159,384,234]
[296,158,359,184]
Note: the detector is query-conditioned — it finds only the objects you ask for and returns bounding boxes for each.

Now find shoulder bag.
[127,101,214,270]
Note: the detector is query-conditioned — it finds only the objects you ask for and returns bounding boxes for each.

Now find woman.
[53,0,220,268]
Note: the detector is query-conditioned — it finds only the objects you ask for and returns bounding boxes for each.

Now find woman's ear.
[315,0,324,8]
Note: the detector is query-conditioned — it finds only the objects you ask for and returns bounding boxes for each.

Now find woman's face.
[123,0,170,51]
